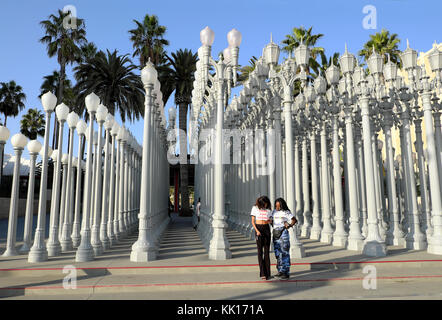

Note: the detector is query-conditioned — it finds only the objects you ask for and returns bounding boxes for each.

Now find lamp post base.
[347,238,365,251]
[130,239,157,262]
[18,243,31,254]
[332,234,348,248]
[320,231,333,244]
[386,235,405,247]
[362,240,387,257]
[290,245,305,259]
[310,227,322,240]
[47,243,61,257]
[2,247,18,257]
[28,248,48,263]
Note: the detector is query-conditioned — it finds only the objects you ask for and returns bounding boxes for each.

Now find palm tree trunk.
[178,102,190,215]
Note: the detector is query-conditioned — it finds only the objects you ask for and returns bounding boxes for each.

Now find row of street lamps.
[192,26,442,258]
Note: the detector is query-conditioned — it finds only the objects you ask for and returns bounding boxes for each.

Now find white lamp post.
[28,92,57,262]
[59,111,79,251]
[100,113,114,250]
[76,92,100,262]
[72,119,87,247]
[108,122,120,246]
[47,102,69,256]
[19,139,42,253]
[91,103,108,255]
[2,133,28,256]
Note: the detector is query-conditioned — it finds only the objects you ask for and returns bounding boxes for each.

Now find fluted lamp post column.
[60,111,79,252]
[100,114,114,251]
[19,140,42,254]
[47,103,69,257]
[422,45,442,254]
[76,92,100,262]
[360,50,387,257]
[72,120,87,247]
[91,104,108,255]
[108,122,120,247]
[2,133,28,256]
[131,60,158,262]
[28,91,57,262]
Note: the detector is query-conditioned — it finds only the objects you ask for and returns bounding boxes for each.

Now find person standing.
[194,198,201,231]
[272,197,297,280]
[251,196,273,280]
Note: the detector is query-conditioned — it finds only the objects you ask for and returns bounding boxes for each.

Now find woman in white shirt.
[251,196,272,280]
[271,198,297,280]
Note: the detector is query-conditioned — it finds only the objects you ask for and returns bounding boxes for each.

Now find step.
[2,266,442,297]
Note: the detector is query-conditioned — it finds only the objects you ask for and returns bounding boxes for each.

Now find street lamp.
[60,111,79,251]
[76,92,100,262]
[131,60,158,261]
[91,103,108,255]
[28,92,57,262]
[2,133,28,256]
[72,119,87,247]
[100,113,114,251]
[47,102,69,256]
[19,139,42,254]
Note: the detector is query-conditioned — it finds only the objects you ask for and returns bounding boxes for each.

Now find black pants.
[255,224,271,278]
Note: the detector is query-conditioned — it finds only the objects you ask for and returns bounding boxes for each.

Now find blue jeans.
[273,228,290,275]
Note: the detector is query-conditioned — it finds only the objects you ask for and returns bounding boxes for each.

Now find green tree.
[281,26,324,59]
[40,8,87,148]
[358,29,401,67]
[20,108,46,140]
[238,56,259,83]
[74,49,144,122]
[129,13,169,68]
[311,51,341,79]
[0,80,26,126]
[167,48,198,215]
[39,71,76,108]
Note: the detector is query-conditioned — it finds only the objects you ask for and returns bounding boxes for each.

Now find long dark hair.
[255,195,272,210]
[275,198,290,212]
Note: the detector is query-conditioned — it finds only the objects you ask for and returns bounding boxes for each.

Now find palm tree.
[79,42,98,63]
[167,49,198,215]
[74,49,144,122]
[282,26,324,59]
[39,71,76,108]
[20,108,46,140]
[129,13,169,68]
[281,26,325,81]
[0,81,26,126]
[359,29,401,67]
[311,51,341,79]
[0,80,26,183]
[238,56,259,83]
[40,8,87,148]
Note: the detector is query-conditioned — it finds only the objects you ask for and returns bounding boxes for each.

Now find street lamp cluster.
[130,59,170,262]
[192,26,242,260]
[192,29,442,259]
[0,90,146,262]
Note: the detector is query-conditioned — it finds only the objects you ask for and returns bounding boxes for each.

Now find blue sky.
[0,0,441,160]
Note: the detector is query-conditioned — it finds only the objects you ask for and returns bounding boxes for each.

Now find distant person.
[271,197,297,280]
[193,198,201,231]
[251,196,272,280]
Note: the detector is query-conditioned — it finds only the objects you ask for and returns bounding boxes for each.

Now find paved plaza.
[1,215,442,300]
